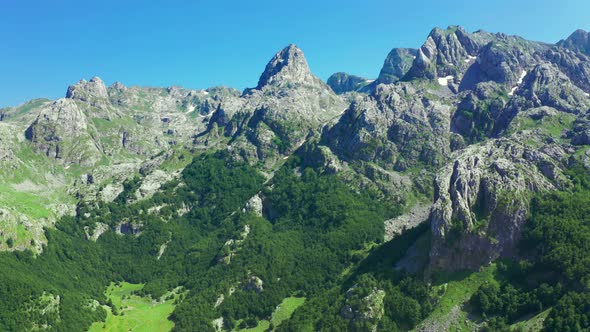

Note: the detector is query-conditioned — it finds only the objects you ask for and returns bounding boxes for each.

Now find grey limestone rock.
[375,48,418,84]
[558,29,590,55]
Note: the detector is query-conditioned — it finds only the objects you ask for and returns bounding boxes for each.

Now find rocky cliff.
[3,26,590,276]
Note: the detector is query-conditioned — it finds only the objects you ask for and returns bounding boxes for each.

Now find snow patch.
[202,90,209,95]
[508,70,527,96]
[364,79,375,83]
[508,86,518,96]
[464,55,477,63]
[437,76,454,86]
[516,70,527,84]
[584,92,590,97]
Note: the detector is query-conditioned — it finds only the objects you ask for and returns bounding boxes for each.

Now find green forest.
[1,152,590,331]
[470,162,590,331]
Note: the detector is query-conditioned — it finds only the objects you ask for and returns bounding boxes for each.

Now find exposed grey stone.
[558,29,590,55]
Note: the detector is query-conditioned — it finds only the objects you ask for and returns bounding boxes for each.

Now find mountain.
[327,72,371,94]
[1,26,590,332]
[375,48,418,84]
[558,29,590,55]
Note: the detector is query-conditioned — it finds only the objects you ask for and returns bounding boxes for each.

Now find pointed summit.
[256,44,316,89]
[66,76,109,100]
[404,25,485,81]
[376,48,417,84]
[558,29,590,55]
[65,76,110,109]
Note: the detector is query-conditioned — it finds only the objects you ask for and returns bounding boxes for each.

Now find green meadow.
[89,282,180,332]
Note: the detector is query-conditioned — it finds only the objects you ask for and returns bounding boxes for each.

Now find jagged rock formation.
[376,48,418,84]
[3,25,590,277]
[405,26,489,81]
[313,25,590,270]
[558,29,590,55]
[429,136,569,270]
[26,78,236,166]
[201,44,345,167]
[66,76,110,109]
[256,44,318,89]
[4,24,590,332]
[322,81,454,171]
[25,98,99,165]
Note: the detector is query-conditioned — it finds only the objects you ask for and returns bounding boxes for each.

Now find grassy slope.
[510,309,551,331]
[236,297,306,332]
[414,265,497,331]
[0,141,76,250]
[88,282,180,332]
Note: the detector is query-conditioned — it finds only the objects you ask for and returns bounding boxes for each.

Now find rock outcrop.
[256,44,319,89]
[202,44,346,167]
[376,48,418,84]
[25,98,100,166]
[558,29,590,55]
[5,25,590,278]
[323,81,453,171]
[341,285,385,331]
[429,137,569,270]
[405,26,487,81]
[66,76,110,109]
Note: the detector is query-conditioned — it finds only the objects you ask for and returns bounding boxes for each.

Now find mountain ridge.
[1,25,590,331]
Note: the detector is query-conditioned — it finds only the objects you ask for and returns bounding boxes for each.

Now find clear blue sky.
[1,0,589,107]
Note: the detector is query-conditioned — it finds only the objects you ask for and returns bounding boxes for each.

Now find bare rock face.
[429,138,568,270]
[516,63,590,113]
[26,76,242,167]
[244,194,263,216]
[544,47,590,92]
[493,62,590,134]
[558,29,590,55]
[572,112,590,145]
[452,81,508,143]
[25,99,100,166]
[66,76,110,109]
[201,44,346,167]
[384,203,431,241]
[323,81,453,171]
[256,44,318,89]
[376,48,418,84]
[405,26,486,81]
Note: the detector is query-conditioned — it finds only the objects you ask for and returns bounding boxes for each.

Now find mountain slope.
[1,26,590,332]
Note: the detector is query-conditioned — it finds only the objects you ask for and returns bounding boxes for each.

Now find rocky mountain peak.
[110,81,127,91]
[558,29,590,55]
[405,25,480,80]
[256,44,316,89]
[375,48,417,84]
[65,76,109,105]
